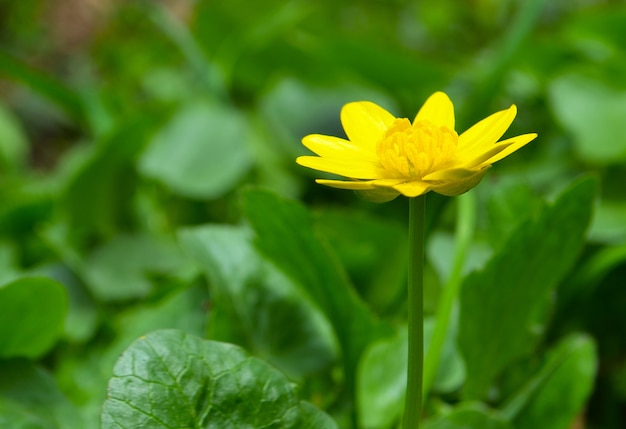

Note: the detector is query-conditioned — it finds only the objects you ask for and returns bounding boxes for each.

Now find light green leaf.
[0,103,27,172]
[589,199,626,244]
[459,177,596,399]
[101,330,337,429]
[139,102,252,199]
[506,334,597,429]
[423,403,512,429]
[549,71,626,164]
[0,277,68,358]
[178,224,338,378]
[83,233,194,301]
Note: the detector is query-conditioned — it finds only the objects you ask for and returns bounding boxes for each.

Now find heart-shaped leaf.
[101,329,337,429]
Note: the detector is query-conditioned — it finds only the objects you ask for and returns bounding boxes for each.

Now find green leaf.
[589,199,626,244]
[357,320,465,429]
[83,233,194,301]
[0,277,68,358]
[504,334,597,429]
[357,327,407,429]
[101,329,337,429]
[313,208,407,316]
[423,403,513,429]
[0,50,84,123]
[486,181,543,248]
[0,103,27,172]
[61,116,157,241]
[549,71,626,164]
[178,224,338,378]
[139,102,252,199]
[55,284,208,428]
[241,189,388,393]
[459,177,596,399]
[0,360,83,429]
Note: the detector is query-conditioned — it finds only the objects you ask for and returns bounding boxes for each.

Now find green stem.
[403,195,426,429]
[423,191,477,398]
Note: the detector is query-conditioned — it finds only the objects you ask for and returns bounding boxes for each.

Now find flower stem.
[423,190,476,397]
[404,195,426,429]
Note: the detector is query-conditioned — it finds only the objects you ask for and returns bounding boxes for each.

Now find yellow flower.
[297,92,537,202]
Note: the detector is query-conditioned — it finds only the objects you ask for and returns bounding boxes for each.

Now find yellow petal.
[316,178,405,189]
[414,92,455,130]
[315,179,377,190]
[393,181,431,197]
[422,166,482,182]
[340,101,396,149]
[430,168,489,197]
[315,179,401,202]
[475,133,537,167]
[355,188,400,203]
[302,134,377,161]
[458,105,517,156]
[463,133,537,168]
[296,156,385,179]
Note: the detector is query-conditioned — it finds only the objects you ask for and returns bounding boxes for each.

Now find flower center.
[376,118,459,178]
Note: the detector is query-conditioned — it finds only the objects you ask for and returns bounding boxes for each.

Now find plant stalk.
[403,195,426,429]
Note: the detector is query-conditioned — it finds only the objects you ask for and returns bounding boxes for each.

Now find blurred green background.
[1,0,626,428]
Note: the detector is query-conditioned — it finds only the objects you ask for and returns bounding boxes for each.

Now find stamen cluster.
[376,118,458,179]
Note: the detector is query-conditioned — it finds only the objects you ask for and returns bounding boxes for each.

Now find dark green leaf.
[423,403,513,429]
[101,330,337,429]
[459,177,596,399]
[0,360,82,429]
[0,277,68,358]
[486,181,543,248]
[178,224,337,378]
[0,50,84,123]
[505,334,597,429]
[313,208,407,316]
[242,189,389,394]
[55,284,209,428]
[61,116,156,241]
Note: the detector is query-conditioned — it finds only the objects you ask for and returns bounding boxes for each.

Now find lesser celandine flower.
[297,91,537,202]
[297,92,536,429]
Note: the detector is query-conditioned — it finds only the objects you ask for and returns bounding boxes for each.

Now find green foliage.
[0,0,624,427]
[139,102,253,199]
[178,223,337,378]
[0,277,67,359]
[101,330,336,429]
[0,360,82,429]
[423,403,512,429]
[459,177,596,399]
[507,334,597,429]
